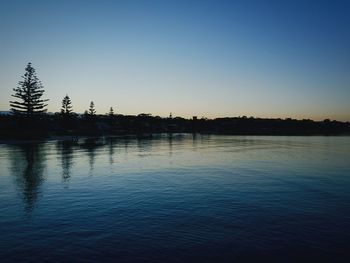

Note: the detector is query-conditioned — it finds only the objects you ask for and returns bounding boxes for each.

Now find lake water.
[0,135,349,262]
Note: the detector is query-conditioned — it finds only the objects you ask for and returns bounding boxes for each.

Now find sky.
[0,0,349,121]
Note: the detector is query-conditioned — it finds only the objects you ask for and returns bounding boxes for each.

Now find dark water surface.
[0,135,349,262]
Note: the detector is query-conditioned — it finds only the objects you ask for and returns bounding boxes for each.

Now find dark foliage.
[10,63,49,115]
[109,107,114,117]
[88,101,96,116]
[0,114,349,139]
[61,95,73,115]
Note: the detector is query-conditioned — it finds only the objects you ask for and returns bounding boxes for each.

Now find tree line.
[2,62,350,139]
[10,62,115,118]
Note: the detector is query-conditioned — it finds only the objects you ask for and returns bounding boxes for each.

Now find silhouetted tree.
[10,63,49,115]
[89,101,96,116]
[108,106,116,131]
[109,107,114,117]
[61,94,73,115]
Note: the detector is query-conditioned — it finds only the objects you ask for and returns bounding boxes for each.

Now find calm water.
[0,135,349,262]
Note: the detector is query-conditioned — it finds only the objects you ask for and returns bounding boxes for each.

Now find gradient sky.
[1,0,349,120]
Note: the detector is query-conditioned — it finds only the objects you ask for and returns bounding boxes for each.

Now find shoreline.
[1,132,349,144]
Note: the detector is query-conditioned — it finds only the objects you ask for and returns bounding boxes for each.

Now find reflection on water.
[107,137,116,164]
[5,134,208,212]
[9,143,46,212]
[1,135,350,262]
[80,138,101,171]
[56,140,76,183]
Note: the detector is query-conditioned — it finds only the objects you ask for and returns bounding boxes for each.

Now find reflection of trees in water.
[56,140,76,183]
[80,138,104,171]
[107,137,119,164]
[120,134,189,157]
[192,133,198,149]
[191,133,209,150]
[10,143,46,213]
[166,133,187,156]
[137,134,154,154]
[167,133,173,156]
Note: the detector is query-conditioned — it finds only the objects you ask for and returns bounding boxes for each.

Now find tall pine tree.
[10,63,49,115]
[89,101,96,116]
[61,95,73,115]
[109,107,114,117]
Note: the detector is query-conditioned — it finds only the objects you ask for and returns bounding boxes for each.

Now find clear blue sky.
[1,0,349,120]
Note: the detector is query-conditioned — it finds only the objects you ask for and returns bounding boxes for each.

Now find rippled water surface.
[0,135,350,262]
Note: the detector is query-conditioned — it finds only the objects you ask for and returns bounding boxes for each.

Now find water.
[0,134,349,262]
